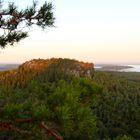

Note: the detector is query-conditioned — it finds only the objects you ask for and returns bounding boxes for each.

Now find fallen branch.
[40,121,63,140]
[15,118,33,123]
[0,118,33,126]
[0,119,64,140]
[0,123,31,135]
[0,119,33,135]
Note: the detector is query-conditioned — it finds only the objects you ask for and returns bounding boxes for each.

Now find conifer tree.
[0,0,55,48]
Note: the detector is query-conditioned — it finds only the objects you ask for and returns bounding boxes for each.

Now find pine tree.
[0,0,55,48]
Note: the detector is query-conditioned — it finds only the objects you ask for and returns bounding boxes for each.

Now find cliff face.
[0,58,94,88]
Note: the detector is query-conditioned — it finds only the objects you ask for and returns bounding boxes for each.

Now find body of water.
[119,65,140,72]
[95,65,140,72]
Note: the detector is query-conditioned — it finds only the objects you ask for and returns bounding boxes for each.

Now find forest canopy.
[0,59,140,139]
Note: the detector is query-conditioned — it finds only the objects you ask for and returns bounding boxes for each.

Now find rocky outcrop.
[0,58,94,88]
[19,58,94,78]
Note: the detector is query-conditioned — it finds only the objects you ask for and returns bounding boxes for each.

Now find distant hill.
[0,58,94,88]
[0,64,19,71]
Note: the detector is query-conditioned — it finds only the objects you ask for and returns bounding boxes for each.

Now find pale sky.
[0,0,140,64]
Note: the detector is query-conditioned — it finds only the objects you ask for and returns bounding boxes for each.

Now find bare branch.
[40,121,63,140]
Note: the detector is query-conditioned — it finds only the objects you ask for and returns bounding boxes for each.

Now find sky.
[0,0,140,64]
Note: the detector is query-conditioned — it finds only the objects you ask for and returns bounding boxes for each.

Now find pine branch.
[0,1,55,48]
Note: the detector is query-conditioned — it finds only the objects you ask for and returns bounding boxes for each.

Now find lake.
[95,64,140,72]
[119,65,140,72]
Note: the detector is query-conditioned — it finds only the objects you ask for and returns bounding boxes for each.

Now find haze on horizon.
[0,0,140,64]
